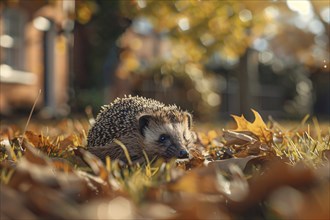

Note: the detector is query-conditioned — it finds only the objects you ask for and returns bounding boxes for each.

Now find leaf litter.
[0,110,329,220]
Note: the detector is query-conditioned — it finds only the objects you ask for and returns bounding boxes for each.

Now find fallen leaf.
[231,109,273,143]
[74,148,109,181]
[197,132,210,146]
[223,130,257,145]
[209,155,258,174]
[24,131,51,148]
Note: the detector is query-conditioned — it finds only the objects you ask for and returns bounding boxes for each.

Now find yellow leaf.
[231,109,272,143]
[231,114,248,131]
[197,132,210,146]
[207,130,218,140]
[251,109,267,130]
[248,109,272,142]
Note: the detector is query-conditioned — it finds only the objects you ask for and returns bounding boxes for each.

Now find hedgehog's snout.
[162,144,189,160]
[178,149,189,159]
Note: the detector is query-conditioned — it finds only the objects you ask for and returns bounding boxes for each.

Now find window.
[0,7,36,85]
[0,7,27,70]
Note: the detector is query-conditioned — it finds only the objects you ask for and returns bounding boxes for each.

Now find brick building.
[0,0,74,116]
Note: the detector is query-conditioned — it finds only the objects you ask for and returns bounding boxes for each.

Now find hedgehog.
[87,95,196,164]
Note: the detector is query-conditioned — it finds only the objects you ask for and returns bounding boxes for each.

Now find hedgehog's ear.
[138,114,153,136]
[183,112,193,129]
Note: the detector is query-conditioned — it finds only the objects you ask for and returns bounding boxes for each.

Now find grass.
[0,113,329,220]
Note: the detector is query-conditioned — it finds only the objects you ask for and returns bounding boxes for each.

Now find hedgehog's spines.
[87,95,196,163]
[87,95,185,148]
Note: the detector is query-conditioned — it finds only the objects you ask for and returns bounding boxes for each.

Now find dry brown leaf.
[167,166,219,194]
[0,184,38,220]
[0,125,15,142]
[24,131,51,148]
[51,158,74,173]
[268,183,330,220]
[209,155,258,174]
[223,130,257,145]
[184,148,205,169]
[227,161,316,213]
[74,148,109,182]
[23,143,51,166]
[58,134,82,151]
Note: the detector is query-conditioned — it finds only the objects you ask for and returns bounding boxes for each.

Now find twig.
[19,89,41,150]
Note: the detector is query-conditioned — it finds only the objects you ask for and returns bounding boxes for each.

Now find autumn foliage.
[0,111,329,219]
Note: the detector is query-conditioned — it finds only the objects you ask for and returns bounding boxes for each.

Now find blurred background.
[0,0,329,122]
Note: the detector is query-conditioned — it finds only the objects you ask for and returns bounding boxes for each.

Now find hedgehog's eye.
[158,134,170,143]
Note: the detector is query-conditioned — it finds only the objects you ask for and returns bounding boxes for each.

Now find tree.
[116,0,329,118]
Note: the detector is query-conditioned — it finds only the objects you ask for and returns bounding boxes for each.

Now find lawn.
[1,111,329,220]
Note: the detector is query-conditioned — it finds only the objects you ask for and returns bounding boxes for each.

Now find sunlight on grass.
[0,112,329,219]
